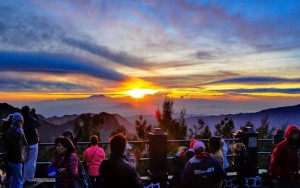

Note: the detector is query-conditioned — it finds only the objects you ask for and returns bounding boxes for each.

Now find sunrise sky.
[1,0,300,116]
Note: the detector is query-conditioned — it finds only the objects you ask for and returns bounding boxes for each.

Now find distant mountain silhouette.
[186,104,300,132]
[0,103,20,119]
[2,103,300,141]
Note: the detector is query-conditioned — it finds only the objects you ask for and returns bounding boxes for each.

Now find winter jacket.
[23,114,40,145]
[48,152,79,188]
[269,125,300,179]
[83,145,106,176]
[181,152,226,188]
[4,126,24,163]
[100,153,143,188]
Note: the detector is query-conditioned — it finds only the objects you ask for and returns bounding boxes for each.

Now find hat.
[2,114,13,122]
[189,139,197,149]
[13,112,24,123]
[193,141,206,150]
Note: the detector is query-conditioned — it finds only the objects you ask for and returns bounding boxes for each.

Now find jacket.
[100,154,143,188]
[48,152,79,188]
[83,145,106,176]
[4,126,24,163]
[23,114,40,145]
[269,125,300,179]
[181,152,226,188]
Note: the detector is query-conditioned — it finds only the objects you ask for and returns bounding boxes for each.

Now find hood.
[285,125,299,141]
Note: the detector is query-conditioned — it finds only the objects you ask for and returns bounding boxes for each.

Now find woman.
[83,135,106,188]
[48,136,79,188]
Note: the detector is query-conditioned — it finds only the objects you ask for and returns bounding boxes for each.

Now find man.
[100,133,143,188]
[4,112,26,188]
[21,106,41,184]
[269,125,300,187]
[181,141,226,188]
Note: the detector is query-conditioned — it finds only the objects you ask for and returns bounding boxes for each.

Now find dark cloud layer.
[0,76,89,92]
[209,77,300,85]
[217,88,300,94]
[0,51,127,81]
[62,38,148,68]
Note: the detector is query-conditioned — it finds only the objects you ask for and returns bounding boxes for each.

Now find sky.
[1,0,300,116]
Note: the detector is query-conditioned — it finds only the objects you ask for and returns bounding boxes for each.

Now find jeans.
[8,162,23,188]
[23,143,38,182]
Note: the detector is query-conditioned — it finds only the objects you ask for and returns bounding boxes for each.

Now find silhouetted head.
[110,133,127,155]
[63,129,74,139]
[21,106,30,116]
[208,136,221,153]
[90,135,99,146]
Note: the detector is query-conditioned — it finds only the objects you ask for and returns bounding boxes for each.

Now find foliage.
[256,116,275,139]
[135,115,152,140]
[214,117,235,138]
[188,118,212,139]
[156,97,187,139]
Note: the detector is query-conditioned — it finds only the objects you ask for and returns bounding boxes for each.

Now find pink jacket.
[83,145,106,176]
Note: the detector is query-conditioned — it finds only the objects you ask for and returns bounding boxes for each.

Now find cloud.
[208,77,300,85]
[0,51,127,81]
[142,71,240,88]
[0,76,89,92]
[217,88,300,94]
[195,51,215,59]
[62,37,150,68]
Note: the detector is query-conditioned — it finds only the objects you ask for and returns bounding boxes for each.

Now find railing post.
[148,128,168,187]
[235,127,259,176]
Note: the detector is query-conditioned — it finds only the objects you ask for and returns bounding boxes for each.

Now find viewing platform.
[0,127,275,187]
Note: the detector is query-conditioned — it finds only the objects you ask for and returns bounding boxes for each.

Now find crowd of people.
[1,107,300,188]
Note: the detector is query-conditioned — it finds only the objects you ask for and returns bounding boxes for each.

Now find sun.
[126,88,157,99]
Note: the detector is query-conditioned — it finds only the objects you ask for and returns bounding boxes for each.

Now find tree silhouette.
[214,117,235,138]
[135,115,152,140]
[188,118,211,139]
[156,97,187,139]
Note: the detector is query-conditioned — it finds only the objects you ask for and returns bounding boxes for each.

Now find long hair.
[55,136,76,154]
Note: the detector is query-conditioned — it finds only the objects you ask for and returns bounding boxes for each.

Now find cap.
[193,141,206,151]
[13,112,24,123]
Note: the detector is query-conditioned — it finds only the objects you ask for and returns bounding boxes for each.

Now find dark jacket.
[100,154,143,188]
[181,152,225,188]
[269,125,300,179]
[23,114,40,145]
[48,152,79,188]
[234,149,252,177]
[4,127,24,163]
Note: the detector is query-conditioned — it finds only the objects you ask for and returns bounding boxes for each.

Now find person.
[21,105,41,184]
[62,125,83,149]
[83,135,106,188]
[100,133,143,188]
[169,146,189,188]
[233,142,251,187]
[48,136,79,188]
[269,125,300,188]
[208,136,224,167]
[274,128,285,146]
[4,112,26,188]
[124,142,137,168]
[181,140,226,188]
[221,139,230,171]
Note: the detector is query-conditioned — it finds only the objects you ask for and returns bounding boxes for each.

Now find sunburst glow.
[126,88,158,98]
